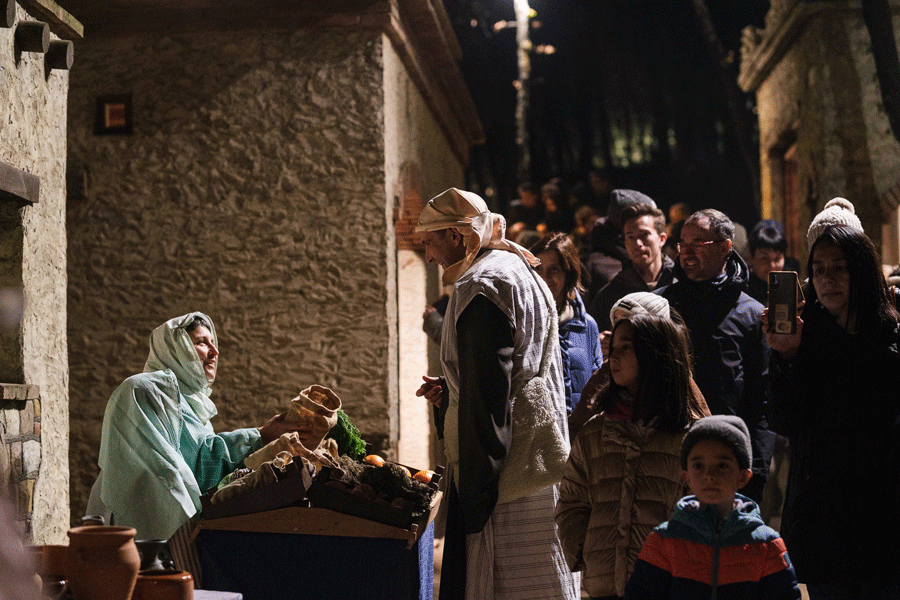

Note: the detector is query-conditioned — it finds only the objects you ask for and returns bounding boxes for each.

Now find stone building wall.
[382,38,463,467]
[66,28,408,520]
[741,0,900,264]
[1,4,71,543]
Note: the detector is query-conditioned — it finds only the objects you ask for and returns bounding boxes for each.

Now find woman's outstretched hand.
[259,412,313,445]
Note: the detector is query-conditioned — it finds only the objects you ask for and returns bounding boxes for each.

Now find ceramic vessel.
[134,540,168,571]
[132,569,193,600]
[30,545,68,600]
[31,544,68,579]
[66,525,140,600]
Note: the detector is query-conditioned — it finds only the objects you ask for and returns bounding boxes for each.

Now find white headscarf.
[144,311,218,424]
[415,188,539,284]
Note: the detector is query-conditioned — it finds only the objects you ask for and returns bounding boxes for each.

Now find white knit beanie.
[807,197,863,247]
[610,292,670,325]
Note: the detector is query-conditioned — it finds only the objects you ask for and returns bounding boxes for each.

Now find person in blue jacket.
[531,232,603,414]
[625,416,800,600]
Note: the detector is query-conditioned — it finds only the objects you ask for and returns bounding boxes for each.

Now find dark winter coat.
[590,255,677,331]
[559,294,603,414]
[658,251,774,501]
[768,299,900,586]
[581,217,629,306]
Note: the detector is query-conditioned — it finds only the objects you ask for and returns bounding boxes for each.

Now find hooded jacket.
[96,312,262,540]
[625,495,800,599]
[559,293,603,413]
[658,252,774,499]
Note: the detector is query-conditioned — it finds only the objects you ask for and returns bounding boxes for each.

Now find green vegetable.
[325,409,366,460]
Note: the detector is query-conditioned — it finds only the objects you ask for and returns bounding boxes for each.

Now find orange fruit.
[413,469,435,483]
[364,454,385,467]
[398,466,412,478]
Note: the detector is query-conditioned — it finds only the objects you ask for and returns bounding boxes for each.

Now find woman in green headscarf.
[88,312,305,541]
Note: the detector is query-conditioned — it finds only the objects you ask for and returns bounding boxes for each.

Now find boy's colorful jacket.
[624,494,801,600]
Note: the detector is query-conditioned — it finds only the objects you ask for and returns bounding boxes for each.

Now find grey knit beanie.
[680,415,752,470]
[607,189,657,233]
[807,197,863,248]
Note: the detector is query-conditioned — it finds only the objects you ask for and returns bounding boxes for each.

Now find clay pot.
[31,544,68,579]
[132,569,193,600]
[30,545,68,600]
[134,540,168,571]
[66,525,140,600]
[284,385,342,449]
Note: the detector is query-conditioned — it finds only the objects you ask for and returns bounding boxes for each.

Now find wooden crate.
[306,464,443,530]
[194,488,441,549]
[198,460,313,521]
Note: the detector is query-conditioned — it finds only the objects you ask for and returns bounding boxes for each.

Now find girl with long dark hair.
[556,313,700,600]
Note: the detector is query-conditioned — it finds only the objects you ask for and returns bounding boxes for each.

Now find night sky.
[443,0,770,228]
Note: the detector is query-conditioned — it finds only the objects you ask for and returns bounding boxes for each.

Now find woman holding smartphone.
[763,224,900,600]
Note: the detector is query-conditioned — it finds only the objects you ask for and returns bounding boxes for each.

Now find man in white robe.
[416,188,579,600]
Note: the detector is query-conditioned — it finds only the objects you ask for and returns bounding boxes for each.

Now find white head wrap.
[144,311,218,424]
[610,292,671,325]
[415,188,539,284]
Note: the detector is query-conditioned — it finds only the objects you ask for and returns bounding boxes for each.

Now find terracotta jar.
[30,544,68,600]
[132,569,193,600]
[66,525,140,600]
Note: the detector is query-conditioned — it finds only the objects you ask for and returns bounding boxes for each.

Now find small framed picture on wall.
[95,94,133,135]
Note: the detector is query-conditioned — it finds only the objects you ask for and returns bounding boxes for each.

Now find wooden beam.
[45,39,72,70]
[384,0,485,162]
[0,162,40,205]
[0,384,40,401]
[73,0,389,37]
[2,0,14,29]
[15,21,49,53]
[17,0,83,39]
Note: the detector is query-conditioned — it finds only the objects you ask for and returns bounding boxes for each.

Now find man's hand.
[416,375,444,408]
[761,306,804,361]
[258,412,313,445]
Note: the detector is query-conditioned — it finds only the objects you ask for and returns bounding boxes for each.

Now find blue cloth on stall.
[198,522,435,600]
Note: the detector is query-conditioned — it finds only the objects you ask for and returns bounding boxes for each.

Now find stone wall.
[382,37,463,468]
[742,0,900,264]
[0,3,71,543]
[66,28,401,521]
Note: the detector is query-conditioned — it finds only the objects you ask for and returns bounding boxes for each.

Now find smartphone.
[768,271,798,334]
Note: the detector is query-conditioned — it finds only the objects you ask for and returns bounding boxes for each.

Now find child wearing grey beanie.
[680,414,752,471]
[625,414,801,598]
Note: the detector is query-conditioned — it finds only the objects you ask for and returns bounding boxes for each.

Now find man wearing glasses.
[657,209,775,503]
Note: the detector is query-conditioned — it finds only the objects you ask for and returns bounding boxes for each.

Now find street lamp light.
[513,0,531,182]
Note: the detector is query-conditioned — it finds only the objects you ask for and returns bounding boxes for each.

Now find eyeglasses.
[676,239,724,253]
